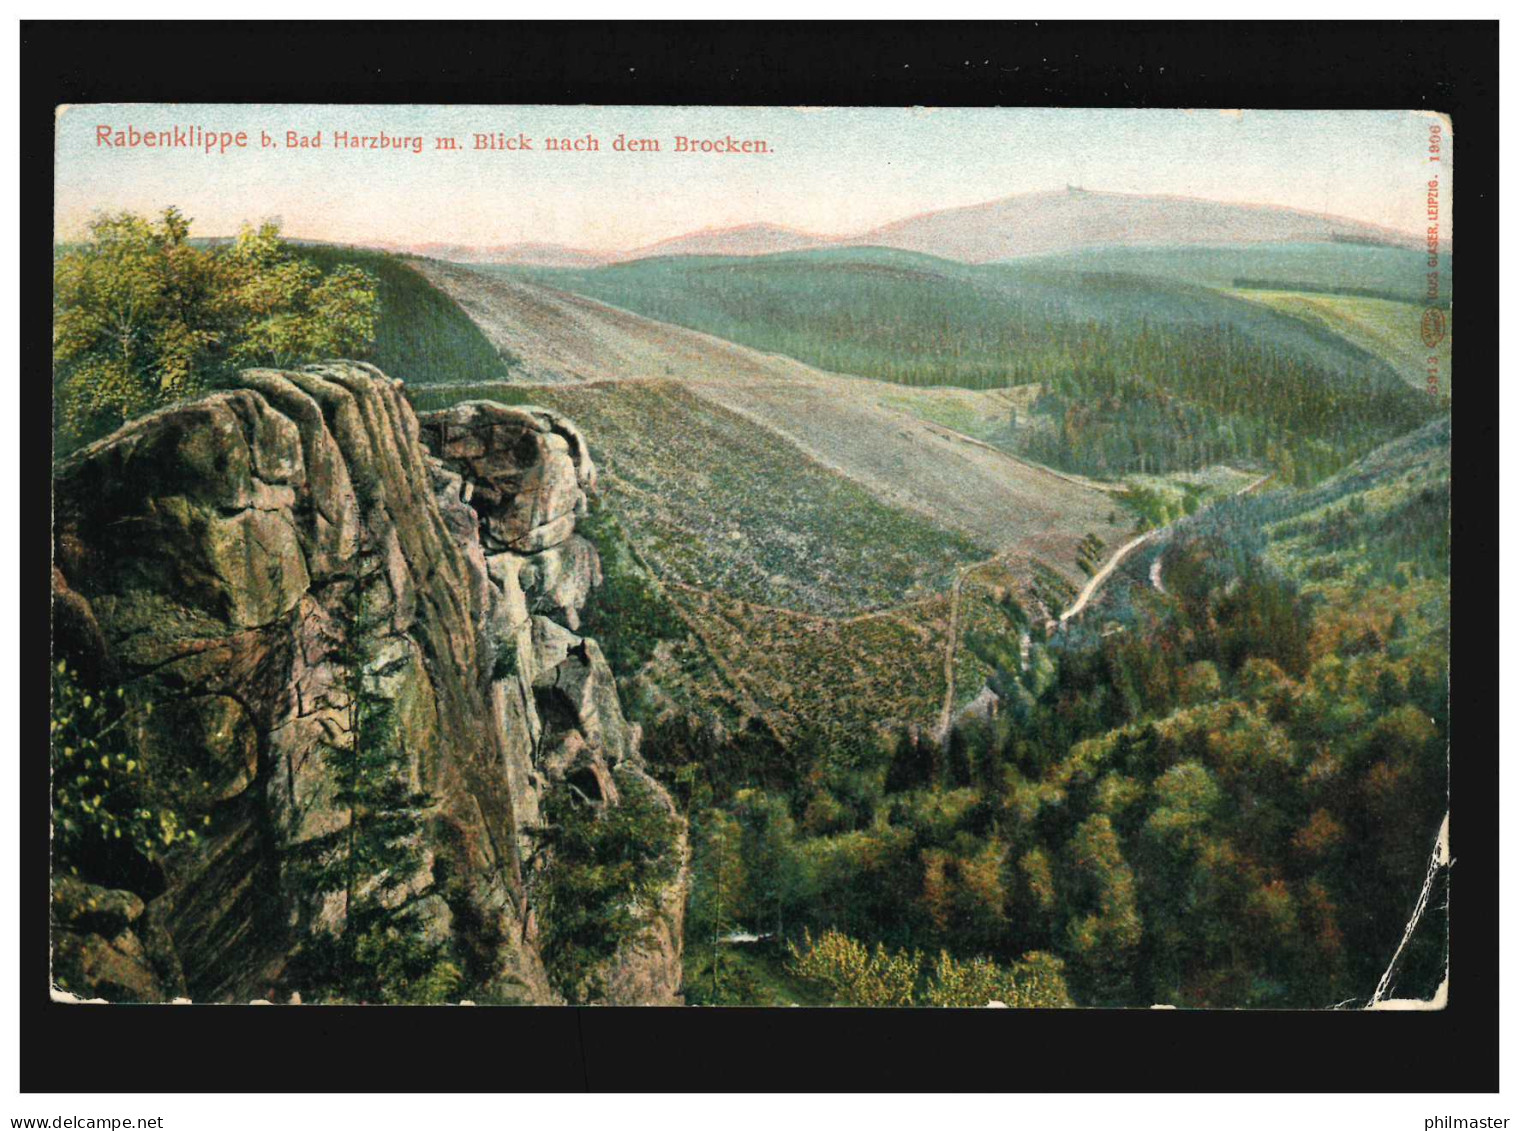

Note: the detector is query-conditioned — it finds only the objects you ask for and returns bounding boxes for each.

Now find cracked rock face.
[51,363,685,1004]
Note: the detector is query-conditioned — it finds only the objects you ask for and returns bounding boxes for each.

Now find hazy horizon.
[56,105,1454,250]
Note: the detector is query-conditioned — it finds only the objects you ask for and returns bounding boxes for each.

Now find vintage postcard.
[50,104,1451,1008]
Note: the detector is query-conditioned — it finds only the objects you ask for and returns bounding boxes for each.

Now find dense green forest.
[506,248,1439,485]
[581,418,1450,1006]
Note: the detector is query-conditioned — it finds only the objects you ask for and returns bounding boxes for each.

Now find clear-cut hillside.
[413,260,1121,577]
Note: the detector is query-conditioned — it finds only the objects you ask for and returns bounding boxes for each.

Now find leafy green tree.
[731,788,804,937]
[923,948,1074,1008]
[786,928,920,1007]
[1177,660,1223,706]
[216,221,379,369]
[919,836,1009,950]
[53,208,378,450]
[53,208,218,442]
[1062,814,1142,1001]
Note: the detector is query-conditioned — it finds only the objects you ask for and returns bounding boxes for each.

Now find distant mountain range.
[614,222,831,261]
[373,187,1427,268]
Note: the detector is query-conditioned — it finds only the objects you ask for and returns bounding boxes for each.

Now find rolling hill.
[616,222,830,261]
[507,245,1416,386]
[845,187,1422,262]
[295,244,515,383]
[409,258,1122,558]
[403,258,1132,743]
[1228,289,1452,400]
[1015,242,1451,306]
[304,240,1445,747]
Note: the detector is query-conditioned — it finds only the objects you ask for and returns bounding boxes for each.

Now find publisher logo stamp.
[1422,306,1447,348]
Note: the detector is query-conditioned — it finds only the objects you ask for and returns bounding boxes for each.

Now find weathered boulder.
[51,877,186,1002]
[419,401,595,553]
[52,363,686,1004]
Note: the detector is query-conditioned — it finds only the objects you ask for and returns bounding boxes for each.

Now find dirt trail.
[934,566,975,740]
[1144,473,1272,597]
[934,471,1274,743]
[1060,530,1157,625]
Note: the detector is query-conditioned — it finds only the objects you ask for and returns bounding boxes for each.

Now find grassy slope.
[1097,414,1450,618]
[1014,242,1450,304]
[413,261,1123,560]
[297,245,515,385]
[404,248,1446,748]
[401,263,1125,742]
[411,379,981,617]
[407,378,968,740]
[1229,290,1452,399]
[1260,415,1451,588]
[408,379,1109,744]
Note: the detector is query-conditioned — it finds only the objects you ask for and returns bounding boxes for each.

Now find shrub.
[50,662,191,884]
[786,927,920,1007]
[923,948,1074,1008]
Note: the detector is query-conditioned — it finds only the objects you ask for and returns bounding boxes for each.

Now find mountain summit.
[843,187,1423,262]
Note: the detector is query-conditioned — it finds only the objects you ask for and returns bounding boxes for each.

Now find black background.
[22,20,1497,1094]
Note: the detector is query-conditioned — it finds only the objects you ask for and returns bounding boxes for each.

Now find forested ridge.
[510,249,1438,486]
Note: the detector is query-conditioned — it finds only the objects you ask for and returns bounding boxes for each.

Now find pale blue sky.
[55,105,1453,249]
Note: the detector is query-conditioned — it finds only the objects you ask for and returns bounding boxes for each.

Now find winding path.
[1142,473,1273,598]
[1059,530,1158,625]
[935,471,1274,742]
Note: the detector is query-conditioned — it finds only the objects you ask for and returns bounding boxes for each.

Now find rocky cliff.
[51,361,685,1004]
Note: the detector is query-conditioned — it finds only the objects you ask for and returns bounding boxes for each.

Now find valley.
[400,230,1449,772]
[405,261,1148,750]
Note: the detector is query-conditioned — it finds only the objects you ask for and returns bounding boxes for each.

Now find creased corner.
[1367,812,1450,1010]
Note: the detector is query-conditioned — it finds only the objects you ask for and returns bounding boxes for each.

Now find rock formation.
[51,362,685,1004]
